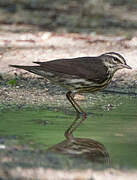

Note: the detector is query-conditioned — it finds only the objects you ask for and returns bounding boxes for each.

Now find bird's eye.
[113,57,118,61]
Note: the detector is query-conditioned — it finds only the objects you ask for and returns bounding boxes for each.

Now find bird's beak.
[122,64,132,69]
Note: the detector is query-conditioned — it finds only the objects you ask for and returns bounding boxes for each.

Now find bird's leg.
[68,91,87,118]
[66,91,86,115]
[65,91,80,139]
[66,91,81,116]
[65,91,87,139]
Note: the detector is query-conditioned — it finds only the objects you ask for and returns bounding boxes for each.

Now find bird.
[10,52,132,139]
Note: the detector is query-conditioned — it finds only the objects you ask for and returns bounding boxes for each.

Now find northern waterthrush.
[10,52,131,138]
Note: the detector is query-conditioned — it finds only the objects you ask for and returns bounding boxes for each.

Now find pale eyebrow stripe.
[106,53,125,64]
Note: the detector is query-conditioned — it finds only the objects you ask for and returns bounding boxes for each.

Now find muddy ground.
[0,24,137,108]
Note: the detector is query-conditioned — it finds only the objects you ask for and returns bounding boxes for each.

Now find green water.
[0,94,137,168]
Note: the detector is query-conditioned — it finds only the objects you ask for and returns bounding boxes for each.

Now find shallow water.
[0,94,137,169]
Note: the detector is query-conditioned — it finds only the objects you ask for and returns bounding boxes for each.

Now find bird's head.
[101,52,132,74]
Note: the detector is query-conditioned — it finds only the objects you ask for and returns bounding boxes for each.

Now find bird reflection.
[47,114,110,165]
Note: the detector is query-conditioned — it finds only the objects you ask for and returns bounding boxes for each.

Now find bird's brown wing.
[33,56,108,84]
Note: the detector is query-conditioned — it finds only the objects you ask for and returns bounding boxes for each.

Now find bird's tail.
[9,64,27,69]
[9,64,36,71]
[9,64,44,76]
